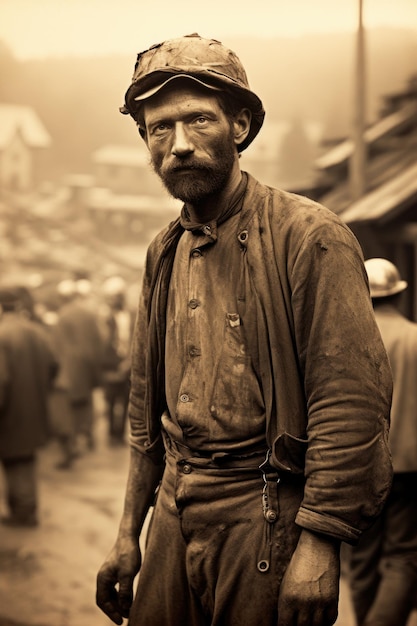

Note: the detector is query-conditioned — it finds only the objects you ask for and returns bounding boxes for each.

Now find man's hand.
[96,535,141,625]
[278,529,340,626]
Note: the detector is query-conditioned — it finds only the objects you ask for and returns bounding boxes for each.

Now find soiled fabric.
[129,444,304,626]
[129,173,392,543]
[164,210,266,455]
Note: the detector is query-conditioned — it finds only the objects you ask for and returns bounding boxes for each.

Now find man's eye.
[151,123,169,135]
[195,117,208,124]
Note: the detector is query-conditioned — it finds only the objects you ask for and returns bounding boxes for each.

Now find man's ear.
[233,108,252,148]
[137,123,149,146]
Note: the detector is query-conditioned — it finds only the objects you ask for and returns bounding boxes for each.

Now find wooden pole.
[349,0,367,201]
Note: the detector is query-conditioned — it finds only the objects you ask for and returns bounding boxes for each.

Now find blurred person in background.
[49,278,103,469]
[73,270,101,313]
[14,285,43,323]
[99,276,134,447]
[0,286,58,527]
[96,34,393,626]
[348,258,417,626]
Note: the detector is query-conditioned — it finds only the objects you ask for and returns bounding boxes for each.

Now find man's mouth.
[171,163,207,173]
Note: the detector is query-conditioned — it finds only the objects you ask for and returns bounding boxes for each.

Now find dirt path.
[0,402,128,626]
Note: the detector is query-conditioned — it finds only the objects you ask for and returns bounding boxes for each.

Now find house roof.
[315,101,417,171]
[338,160,417,224]
[0,104,51,149]
[92,145,150,167]
[88,187,181,215]
[243,118,323,162]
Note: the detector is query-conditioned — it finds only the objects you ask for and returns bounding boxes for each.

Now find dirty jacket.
[129,173,393,544]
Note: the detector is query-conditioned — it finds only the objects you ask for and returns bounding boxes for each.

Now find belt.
[163,432,270,470]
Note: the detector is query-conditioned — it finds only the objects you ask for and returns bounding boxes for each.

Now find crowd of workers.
[0,273,134,527]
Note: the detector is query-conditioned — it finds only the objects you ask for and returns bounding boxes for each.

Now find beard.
[151,136,236,204]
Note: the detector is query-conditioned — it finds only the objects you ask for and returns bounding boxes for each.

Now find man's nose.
[171,123,194,157]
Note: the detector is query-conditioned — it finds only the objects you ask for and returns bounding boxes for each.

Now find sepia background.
[0,1,416,625]
[1,0,416,297]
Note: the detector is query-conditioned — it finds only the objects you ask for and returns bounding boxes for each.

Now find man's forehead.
[143,81,223,118]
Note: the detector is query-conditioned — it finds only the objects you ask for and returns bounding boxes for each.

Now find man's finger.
[96,585,124,625]
[118,575,135,617]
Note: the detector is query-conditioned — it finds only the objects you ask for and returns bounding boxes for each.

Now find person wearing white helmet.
[348,258,417,626]
[96,34,393,626]
[99,276,134,446]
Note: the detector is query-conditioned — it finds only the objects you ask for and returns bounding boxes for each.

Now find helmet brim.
[132,74,222,101]
[370,280,408,298]
[123,69,265,152]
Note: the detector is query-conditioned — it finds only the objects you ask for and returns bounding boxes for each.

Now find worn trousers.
[1,455,37,523]
[128,443,304,626]
[104,379,130,442]
[348,472,417,626]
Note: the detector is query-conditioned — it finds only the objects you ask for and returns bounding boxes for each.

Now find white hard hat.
[364,258,408,298]
[57,279,76,297]
[76,279,92,296]
[102,276,127,295]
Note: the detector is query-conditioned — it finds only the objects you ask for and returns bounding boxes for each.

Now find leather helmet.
[120,33,265,152]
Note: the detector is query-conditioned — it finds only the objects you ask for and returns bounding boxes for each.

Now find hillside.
[0,27,416,180]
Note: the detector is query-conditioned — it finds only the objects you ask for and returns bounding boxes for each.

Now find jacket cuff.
[295,506,362,545]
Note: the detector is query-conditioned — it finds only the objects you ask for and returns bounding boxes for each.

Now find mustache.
[162,160,213,174]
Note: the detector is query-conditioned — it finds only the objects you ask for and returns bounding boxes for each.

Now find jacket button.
[257,559,270,572]
[182,464,192,474]
[180,393,190,403]
[238,230,248,243]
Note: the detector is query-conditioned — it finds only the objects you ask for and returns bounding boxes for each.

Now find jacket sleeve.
[128,263,152,452]
[290,219,393,543]
[128,239,165,465]
[0,344,10,412]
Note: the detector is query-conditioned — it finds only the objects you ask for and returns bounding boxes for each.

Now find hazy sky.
[1,0,417,60]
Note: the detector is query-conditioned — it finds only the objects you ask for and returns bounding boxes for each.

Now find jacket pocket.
[271,432,308,475]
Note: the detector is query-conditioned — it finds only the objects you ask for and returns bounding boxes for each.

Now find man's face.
[143,84,237,204]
